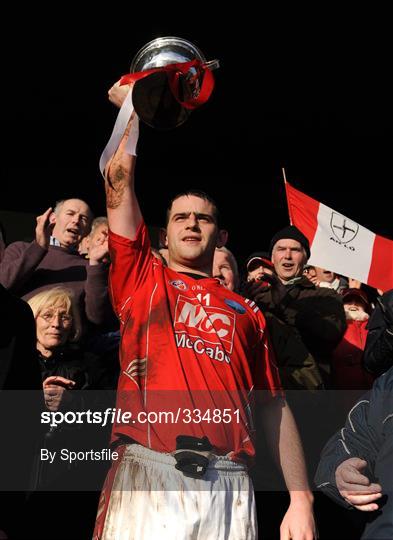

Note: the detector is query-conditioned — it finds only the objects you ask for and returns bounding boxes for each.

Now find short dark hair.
[166,190,220,225]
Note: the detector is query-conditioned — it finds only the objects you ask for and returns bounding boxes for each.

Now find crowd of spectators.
[0,195,391,539]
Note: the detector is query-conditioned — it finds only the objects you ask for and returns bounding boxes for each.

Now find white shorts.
[95,444,257,540]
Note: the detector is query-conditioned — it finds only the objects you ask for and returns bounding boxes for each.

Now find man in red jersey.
[93,106,316,540]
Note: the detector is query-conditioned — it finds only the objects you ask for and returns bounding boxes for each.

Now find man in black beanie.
[249,224,345,382]
[268,225,311,285]
[269,225,311,260]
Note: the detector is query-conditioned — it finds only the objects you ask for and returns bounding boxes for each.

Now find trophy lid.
[130,36,206,73]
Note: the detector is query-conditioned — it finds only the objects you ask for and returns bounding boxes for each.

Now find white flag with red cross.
[284,181,393,292]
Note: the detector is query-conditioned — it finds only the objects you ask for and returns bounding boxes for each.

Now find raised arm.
[104,105,142,240]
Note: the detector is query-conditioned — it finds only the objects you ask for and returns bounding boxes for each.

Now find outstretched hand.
[335,457,382,511]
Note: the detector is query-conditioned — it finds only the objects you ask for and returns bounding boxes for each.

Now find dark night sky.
[3,10,392,264]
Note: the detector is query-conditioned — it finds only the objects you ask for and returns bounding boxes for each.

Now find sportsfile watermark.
[41,407,242,428]
[2,389,389,492]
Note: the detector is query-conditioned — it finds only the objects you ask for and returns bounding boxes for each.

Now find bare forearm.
[262,398,312,496]
[281,404,312,496]
[282,408,314,507]
[105,117,142,240]
[261,399,316,538]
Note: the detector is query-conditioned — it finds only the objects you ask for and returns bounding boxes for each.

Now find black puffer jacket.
[315,367,393,540]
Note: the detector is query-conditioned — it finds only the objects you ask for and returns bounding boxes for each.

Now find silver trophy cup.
[130,37,219,129]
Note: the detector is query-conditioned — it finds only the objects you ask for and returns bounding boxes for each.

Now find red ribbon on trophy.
[119,59,215,111]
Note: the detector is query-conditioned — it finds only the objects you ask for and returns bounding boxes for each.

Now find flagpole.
[282,167,293,225]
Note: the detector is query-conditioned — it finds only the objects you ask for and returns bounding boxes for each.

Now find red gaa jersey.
[108,222,281,462]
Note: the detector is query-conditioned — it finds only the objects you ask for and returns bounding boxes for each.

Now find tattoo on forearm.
[105,165,127,209]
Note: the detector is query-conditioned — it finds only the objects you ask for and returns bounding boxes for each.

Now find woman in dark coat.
[27,287,100,539]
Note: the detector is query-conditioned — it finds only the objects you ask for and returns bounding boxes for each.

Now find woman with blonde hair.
[28,286,82,346]
[27,287,99,539]
[28,287,87,410]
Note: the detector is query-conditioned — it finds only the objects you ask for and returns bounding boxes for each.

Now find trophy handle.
[203,59,220,71]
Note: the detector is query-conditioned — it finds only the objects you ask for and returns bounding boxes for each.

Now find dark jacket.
[264,311,323,391]
[255,276,346,382]
[363,289,393,376]
[315,367,393,540]
[38,346,90,390]
[0,285,44,537]
[36,346,96,491]
[0,284,42,391]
